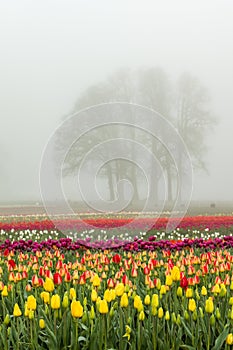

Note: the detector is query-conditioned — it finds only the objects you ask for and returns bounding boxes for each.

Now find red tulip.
[180,276,188,289]
[64,272,71,282]
[112,254,121,264]
[53,273,62,285]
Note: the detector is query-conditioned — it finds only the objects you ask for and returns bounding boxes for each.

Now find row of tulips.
[1,215,233,232]
[2,245,233,348]
[2,235,233,251]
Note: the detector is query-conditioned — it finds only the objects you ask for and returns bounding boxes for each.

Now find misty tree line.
[57,68,215,208]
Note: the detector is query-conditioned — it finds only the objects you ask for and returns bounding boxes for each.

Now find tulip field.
[1,214,233,349]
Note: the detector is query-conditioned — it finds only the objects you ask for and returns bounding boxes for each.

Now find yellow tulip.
[115,283,124,297]
[43,278,54,292]
[201,286,207,296]
[219,284,227,297]
[160,285,167,295]
[139,310,145,321]
[13,303,22,317]
[39,319,45,329]
[92,274,100,287]
[99,299,109,314]
[120,293,129,308]
[205,297,214,314]
[165,275,173,286]
[134,295,143,311]
[143,295,150,306]
[71,300,83,318]
[41,291,50,304]
[151,294,159,308]
[171,266,180,281]
[89,305,95,320]
[1,286,8,297]
[69,288,76,300]
[188,298,196,312]
[185,288,193,298]
[51,294,60,310]
[24,302,29,317]
[123,325,131,341]
[90,289,97,302]
[165,311,170,320]
[151,305,157,316]
[62,294,69,308]
[29,310,34,320]
[3,314,10,325]
[177,287,183,297]
[27,295,37,310]
[226,333,233,345]
[158,307,164,319]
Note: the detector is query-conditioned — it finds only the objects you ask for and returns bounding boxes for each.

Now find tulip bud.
[109,306,115,317]
[165,311,170,321]
[4,314,10,325]
[184,310,189,320]
[29,310,34,320]
[69,288,76,300]
[210,314,215,326]
[81,311,88,324]
[230,307,233,320]
[171,312,176,323]
[215,307,221,319]
[39,319,45,329]
[89,305,95,320]
[62,294,69,309]
[192,310,197,321]
[151,305,157,316]
[160,285,167,295]
[176,314,181,326]
[139,310,145,321]
[83,297,87,307]
[199,307,204,318]
[219,284,227,297]
[176,287,183,297]
[7,327,11,337]
[151,294,159,308]
[195,289,200,301]
[158,307,164,319]
[91,289,98,302]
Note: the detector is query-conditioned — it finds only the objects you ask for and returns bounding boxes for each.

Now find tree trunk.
[106,163,115,201]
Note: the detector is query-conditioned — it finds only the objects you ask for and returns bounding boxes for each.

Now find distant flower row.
[1,215,233,232]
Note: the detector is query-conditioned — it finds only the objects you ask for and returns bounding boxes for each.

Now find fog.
[0,0,233,206]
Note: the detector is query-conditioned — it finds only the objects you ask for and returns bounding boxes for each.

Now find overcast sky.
[0,0,233,203]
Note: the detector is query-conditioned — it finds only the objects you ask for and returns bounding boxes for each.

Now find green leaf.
[78,336,87,342]
[212,325,230,350]
[180,319,193,340]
